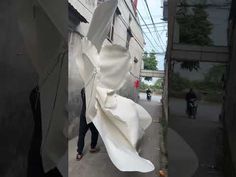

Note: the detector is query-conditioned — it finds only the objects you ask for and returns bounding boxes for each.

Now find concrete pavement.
[69,95,162,177]
[169,98,224,177]
[168,128,199,177]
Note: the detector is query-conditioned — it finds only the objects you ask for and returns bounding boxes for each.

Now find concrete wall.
[222,11,236,176]
[0,1,38,176]
[103,0,144,100]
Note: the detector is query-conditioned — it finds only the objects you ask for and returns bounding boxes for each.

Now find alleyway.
[169,98,224,177]
[68,93,162,177]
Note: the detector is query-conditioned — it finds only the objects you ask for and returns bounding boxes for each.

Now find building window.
[107,14,115,42]
[126,27,133,48]
[107,8,121,42]
[134,57,138,63]
[126,14,133,48]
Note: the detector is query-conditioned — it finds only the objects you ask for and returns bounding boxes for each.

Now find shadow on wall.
[0,1,38,176]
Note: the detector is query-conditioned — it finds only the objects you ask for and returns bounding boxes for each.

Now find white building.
[68,0,145,137]
[69,0,145,101]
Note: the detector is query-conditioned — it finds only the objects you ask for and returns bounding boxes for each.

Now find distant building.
[163,0,168,21]
[69,0,145,101]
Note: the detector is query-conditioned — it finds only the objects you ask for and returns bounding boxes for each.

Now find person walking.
[76,88,99,160]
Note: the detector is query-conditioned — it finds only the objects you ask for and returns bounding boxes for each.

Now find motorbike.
[187,99,198,119]
[147,93,151,101]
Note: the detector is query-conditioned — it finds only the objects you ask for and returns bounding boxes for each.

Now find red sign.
[134,80,140,88]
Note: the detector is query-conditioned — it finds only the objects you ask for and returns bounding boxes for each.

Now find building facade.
[68,0,145,138]
[165,0,236,176]
[69,0,145,101]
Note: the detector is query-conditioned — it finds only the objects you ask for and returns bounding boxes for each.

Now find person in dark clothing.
[76,88,99,160]
[146,88,152,100]
[146,88,152,95]
[185,88,197,114]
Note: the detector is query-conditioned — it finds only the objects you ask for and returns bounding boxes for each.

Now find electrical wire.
[143,31,161,53]
[137,9,163,51]
[143,0,166,51]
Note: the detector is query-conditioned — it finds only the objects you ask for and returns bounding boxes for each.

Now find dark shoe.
[76,153,83,161]
[89,147,100,153]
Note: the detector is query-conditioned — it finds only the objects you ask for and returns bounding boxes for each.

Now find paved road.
[68,95,162,177]
[168,128,199,177]
[139,93,162,103]
[169,98,224,177]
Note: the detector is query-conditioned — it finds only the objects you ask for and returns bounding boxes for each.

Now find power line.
[142,24,167,27]
[143,0,166,50]
[143,0,166,51]
[137,9,163,51]
[144,52,166,55]
[145,29,167,34]
[142,25,167,29]
[142,31,160,52]
[140,22,167,26]
[137,9,163,52]
[113,15,159,53]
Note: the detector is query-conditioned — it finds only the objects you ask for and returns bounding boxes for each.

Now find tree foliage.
[143,50,158,81]
[180,61,200,72]
[170,72,191,91]
[176,0,213,71]
[204,64,226,85]
[139,81,149,90]
[154,78,164,89]
[170,65,225,102]
[143,51,158,70]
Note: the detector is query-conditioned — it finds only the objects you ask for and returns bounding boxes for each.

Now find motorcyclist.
[146,88,152,101]
[185,88,197,117]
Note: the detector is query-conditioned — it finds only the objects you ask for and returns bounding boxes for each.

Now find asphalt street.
[169,98,224,177]
[68,94,162,177]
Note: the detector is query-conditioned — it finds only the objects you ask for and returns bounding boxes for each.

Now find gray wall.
[0,1,38,176]
[222,22,236,177]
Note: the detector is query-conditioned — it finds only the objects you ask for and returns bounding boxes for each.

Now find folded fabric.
[74,36,155,172]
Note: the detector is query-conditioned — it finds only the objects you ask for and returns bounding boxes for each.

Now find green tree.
[143,50,158,81]
[176,0,213,71]
[154,78,164,89]
[170,72,191,91]
[204,64,226,87]
[139,81,149,90]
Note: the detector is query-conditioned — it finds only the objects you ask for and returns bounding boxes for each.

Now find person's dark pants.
[77,115,99,155]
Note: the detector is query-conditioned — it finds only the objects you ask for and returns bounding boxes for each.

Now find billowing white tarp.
[70,0,155,172]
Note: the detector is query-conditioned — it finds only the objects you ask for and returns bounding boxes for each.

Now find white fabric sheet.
[70,0,155,172]
[73,35,155,172]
